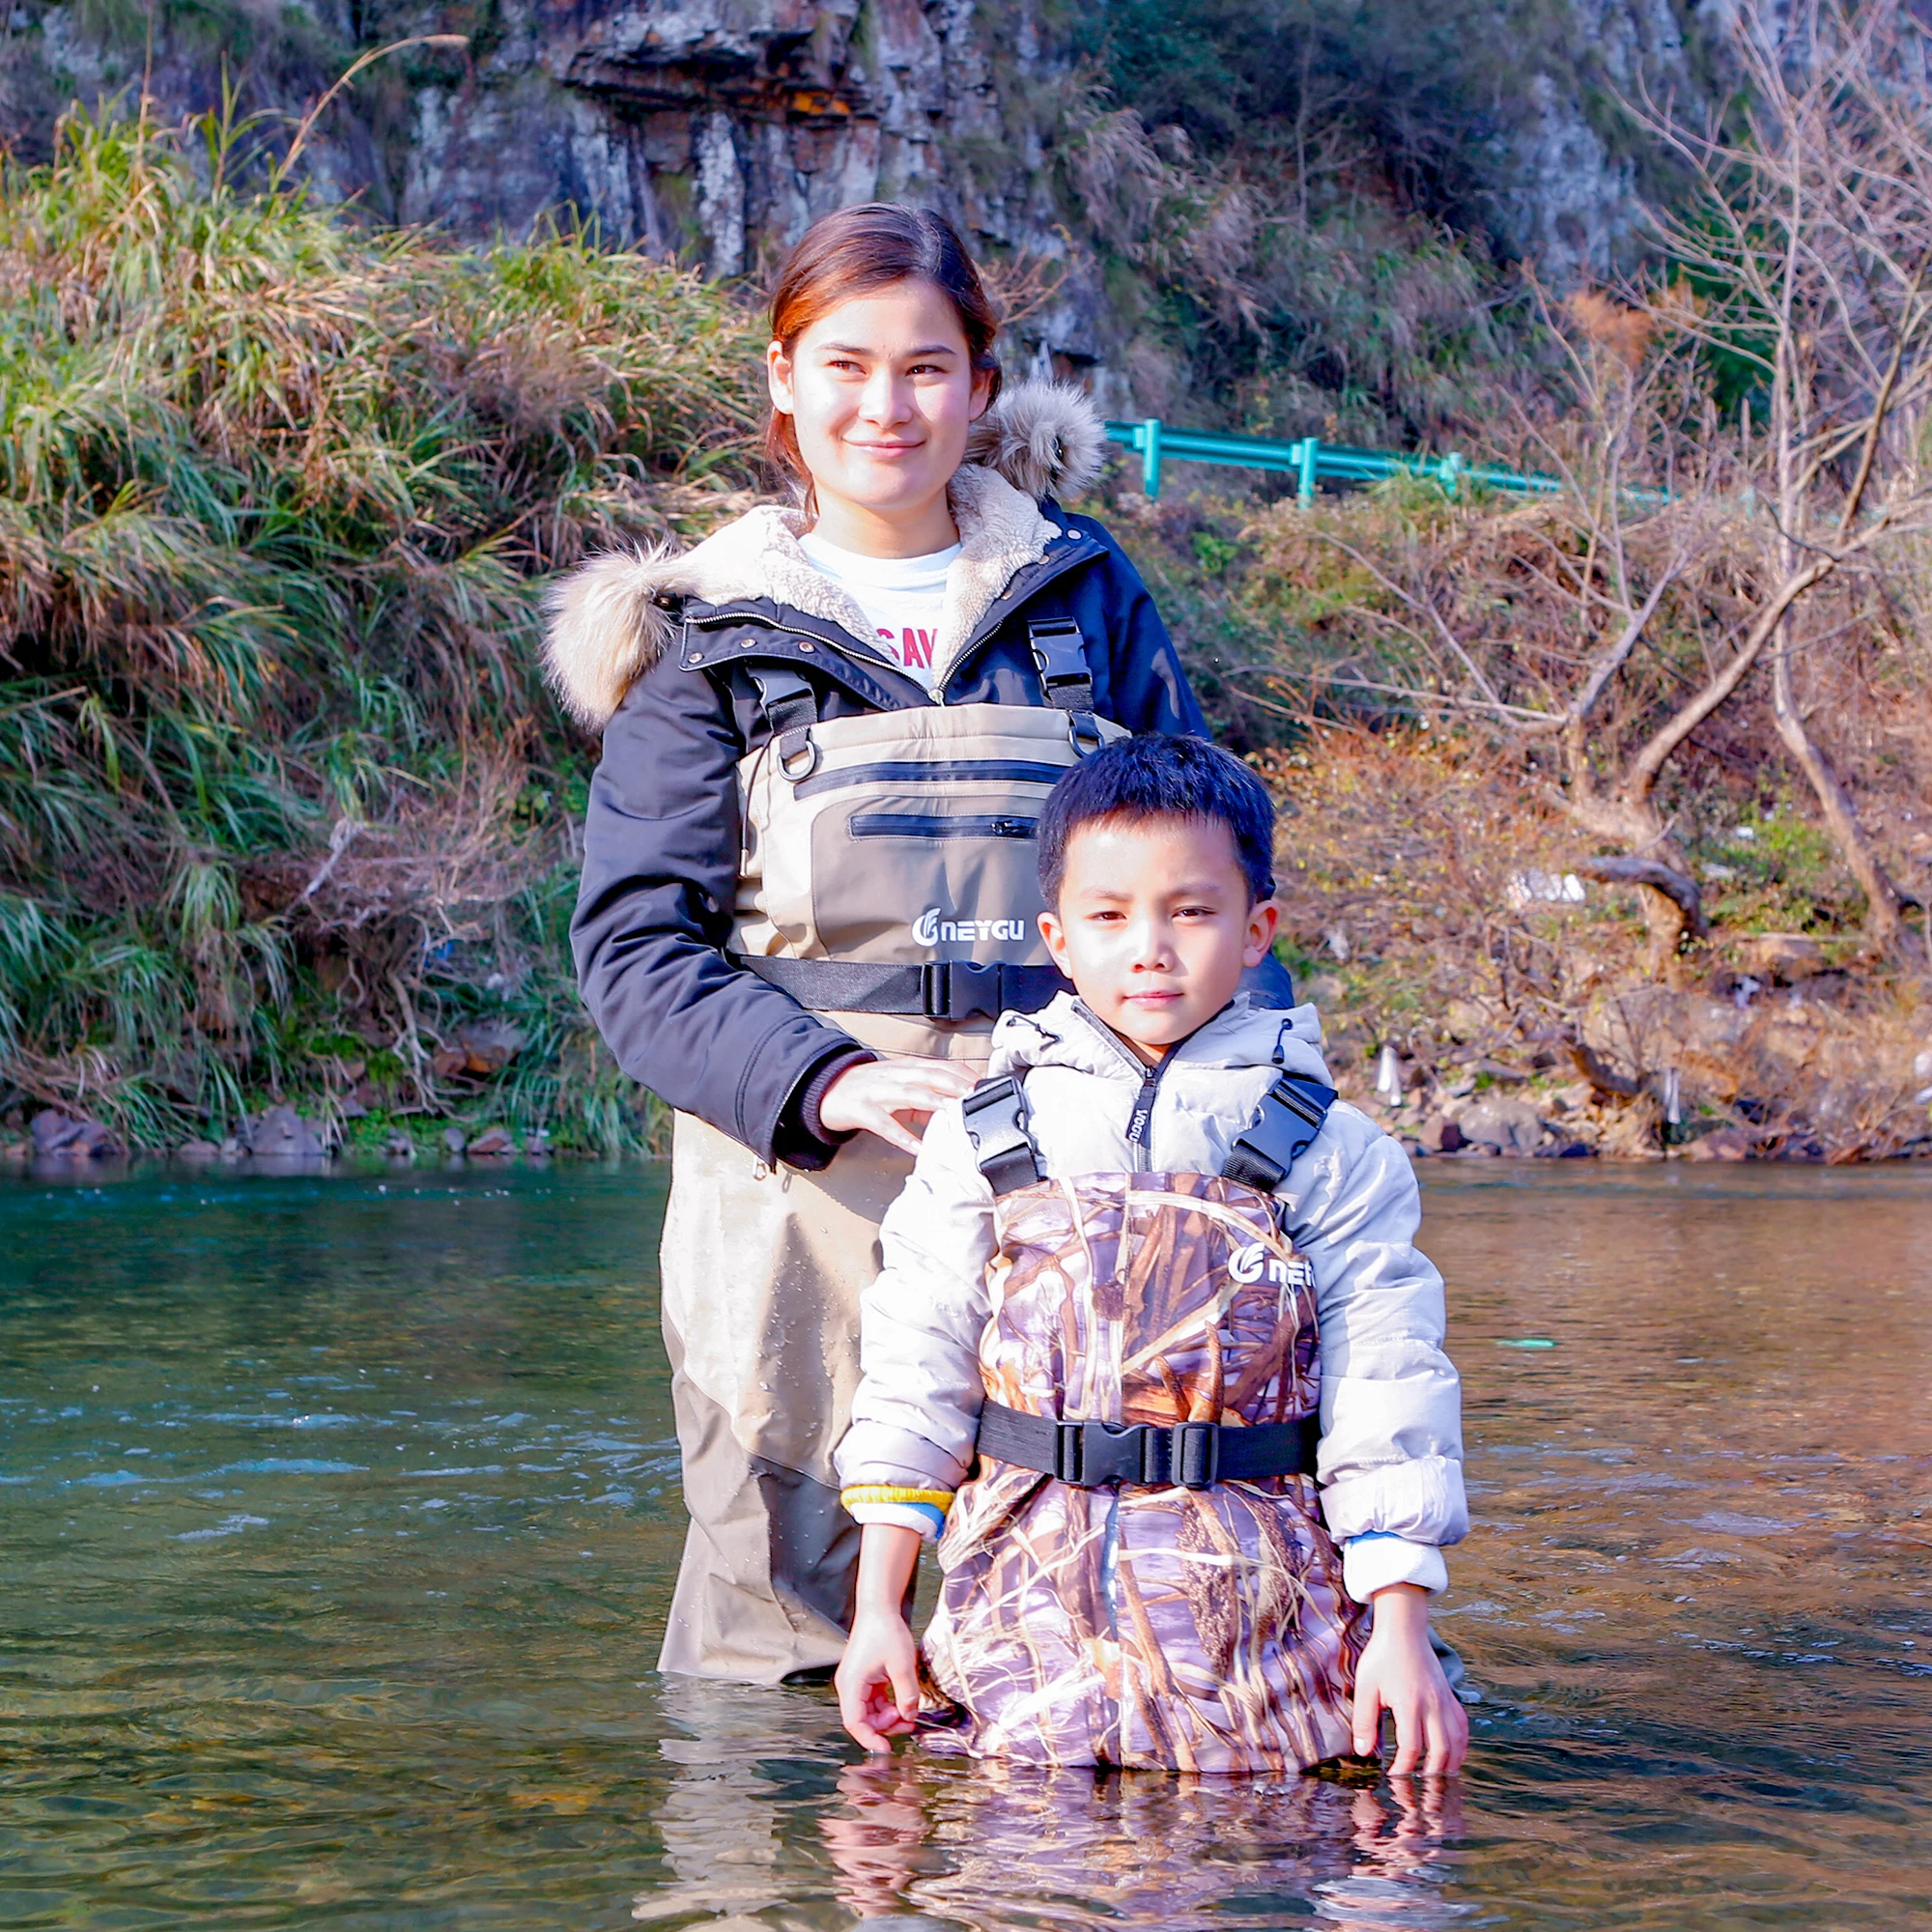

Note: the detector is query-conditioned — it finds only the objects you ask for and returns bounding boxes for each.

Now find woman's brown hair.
[764,204,1004,488]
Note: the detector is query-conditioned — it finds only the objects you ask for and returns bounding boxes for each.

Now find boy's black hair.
[1037,733,1277,904]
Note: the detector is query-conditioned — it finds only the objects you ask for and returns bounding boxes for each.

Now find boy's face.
[1038,814,1280,1065]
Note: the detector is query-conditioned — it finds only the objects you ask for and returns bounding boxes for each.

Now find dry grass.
[1254,722,1931,1160]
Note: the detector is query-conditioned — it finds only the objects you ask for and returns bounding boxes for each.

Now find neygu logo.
[1229,1241,1315,1291]
[913,905,1030,946]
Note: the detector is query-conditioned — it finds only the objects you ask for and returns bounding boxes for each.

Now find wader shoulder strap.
[1222,1072,1338,1194]
[749,665,820,779]
[960,1074,1041,1194]
[977,1402,1320,1489]
[1028,619,1100,750]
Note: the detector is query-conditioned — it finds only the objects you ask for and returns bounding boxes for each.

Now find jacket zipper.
[1124,1054,1174,1166]
[1070,1000,1174,1167]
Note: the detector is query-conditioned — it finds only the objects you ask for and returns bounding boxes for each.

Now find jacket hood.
[542,380,1111,732]
[988,991,1334,1088]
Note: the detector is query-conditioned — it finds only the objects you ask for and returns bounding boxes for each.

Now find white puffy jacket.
[834,991,1468,1601]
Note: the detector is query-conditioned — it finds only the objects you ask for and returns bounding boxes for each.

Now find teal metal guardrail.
[1104,418,1564,503]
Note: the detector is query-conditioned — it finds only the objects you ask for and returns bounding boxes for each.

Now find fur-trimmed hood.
[542,380,1111,732]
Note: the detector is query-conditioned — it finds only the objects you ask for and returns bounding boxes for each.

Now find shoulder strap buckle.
[960,1074,1041,1194]
[749,665,820,781]
[1222,1072,1337,1193]
[1028,617,1094,719]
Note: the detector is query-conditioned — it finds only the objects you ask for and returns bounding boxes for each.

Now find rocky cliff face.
[5,0,1722,391]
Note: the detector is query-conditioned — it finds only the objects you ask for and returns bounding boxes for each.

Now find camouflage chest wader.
[918,1072,1370,1771]
[658,625,1126,1683]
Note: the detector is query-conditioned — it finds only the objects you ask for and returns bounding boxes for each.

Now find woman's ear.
[968,368,996,423]
[766,339,796,413]
[1243,899,1280,969]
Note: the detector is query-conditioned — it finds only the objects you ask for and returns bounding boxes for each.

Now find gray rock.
[176,1139,220,1159]
[1459,1097,1547,1155]
[244,1105,326,1159]
[30,1109,117,1156]
[384,1129,415,1160]
[455,1020,526,1073]
[443,1126,468,1155]
[1417,1115,1465,1154]
[467,1125,515,1156]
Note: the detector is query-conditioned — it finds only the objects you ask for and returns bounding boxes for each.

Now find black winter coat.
[564,518,1203,1169]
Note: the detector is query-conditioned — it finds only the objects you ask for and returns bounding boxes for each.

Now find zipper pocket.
[796,758,1068,799]
[850,812,1037,840]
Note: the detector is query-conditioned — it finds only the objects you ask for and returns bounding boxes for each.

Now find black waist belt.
[734,954,1070,1023]
[977,1400,1321,1490]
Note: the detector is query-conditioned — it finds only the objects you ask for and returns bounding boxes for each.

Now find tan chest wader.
[657,621,1126,1684]
[915,1070,1372,1772]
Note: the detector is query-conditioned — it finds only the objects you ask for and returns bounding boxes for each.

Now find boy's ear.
[1037,907,1071,978]
[1243,898,1280,968]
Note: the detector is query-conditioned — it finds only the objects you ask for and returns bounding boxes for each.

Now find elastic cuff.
[841,1483,955,1511]
[1344,1531,1449,1600]
[848,1502,948,1540]
[772,1044,875,1168]
[801,1047,876,1142]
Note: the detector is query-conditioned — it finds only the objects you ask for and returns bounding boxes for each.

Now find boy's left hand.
[1351,1582,1468,1777]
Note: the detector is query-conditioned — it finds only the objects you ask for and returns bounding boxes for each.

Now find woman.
[543,204,1222,1685]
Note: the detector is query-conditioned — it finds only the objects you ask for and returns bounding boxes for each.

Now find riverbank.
[1110,481,1932,1164]
[9,107,1929,1165]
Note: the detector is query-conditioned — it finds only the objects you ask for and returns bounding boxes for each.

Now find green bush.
[0,105,762,1147]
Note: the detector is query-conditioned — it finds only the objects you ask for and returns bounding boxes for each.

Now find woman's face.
[767,278,992,537]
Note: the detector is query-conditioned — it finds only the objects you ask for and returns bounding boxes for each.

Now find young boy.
[833,735,1468,1776]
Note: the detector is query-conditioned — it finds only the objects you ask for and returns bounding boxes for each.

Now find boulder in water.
[243,1106,326,1159]
[1458,1096,1547,1155]
[30,1109,118,1157]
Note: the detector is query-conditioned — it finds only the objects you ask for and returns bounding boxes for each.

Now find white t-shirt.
[799,530,960,695]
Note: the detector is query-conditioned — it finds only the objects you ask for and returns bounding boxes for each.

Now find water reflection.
[821,1757,1466,1929]
[636,1679,1466,1931]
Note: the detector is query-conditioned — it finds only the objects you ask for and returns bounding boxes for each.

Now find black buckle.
[1054,1419,1148,1485]
[1224,1072,1337,1193]
[1174,1421,1219,1489]
[1049,1419,1221,1488]
[1028,617,1094,716]
[921,960,1004,1021]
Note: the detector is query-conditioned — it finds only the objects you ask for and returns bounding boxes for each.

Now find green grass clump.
[0,104,763,1149]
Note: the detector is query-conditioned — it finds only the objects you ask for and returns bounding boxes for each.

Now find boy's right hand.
[836,1608,923,1751]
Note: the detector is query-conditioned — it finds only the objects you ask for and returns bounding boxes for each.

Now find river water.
[1,1161,1928,1928]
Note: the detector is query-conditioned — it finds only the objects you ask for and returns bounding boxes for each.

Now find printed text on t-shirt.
[884,627,935,670]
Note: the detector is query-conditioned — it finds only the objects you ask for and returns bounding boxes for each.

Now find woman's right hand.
[818,1058,979,1157]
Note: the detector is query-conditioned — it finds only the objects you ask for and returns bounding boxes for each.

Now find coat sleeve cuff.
[1344,1532,1449,1600]
[771,1044,875,1170]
